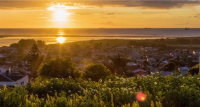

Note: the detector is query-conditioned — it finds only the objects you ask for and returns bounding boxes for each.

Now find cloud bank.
[0,0,200,9]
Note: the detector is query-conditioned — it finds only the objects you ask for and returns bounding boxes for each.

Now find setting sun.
[48,3,71,22]
[57,37,66,43]
[53,10,68,22]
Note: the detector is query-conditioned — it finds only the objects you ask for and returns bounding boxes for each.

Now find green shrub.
[1,74,200,107]
[83,63,111,81]
[39,58,81,78]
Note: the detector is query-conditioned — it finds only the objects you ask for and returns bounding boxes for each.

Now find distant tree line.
[10,39,46,48]
[128,37,200,49]
[9,39,46,60]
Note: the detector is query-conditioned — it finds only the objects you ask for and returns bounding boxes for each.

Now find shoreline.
[0,35,198,38]
[0,35,200,47]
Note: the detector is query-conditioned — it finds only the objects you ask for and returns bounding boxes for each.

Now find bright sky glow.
[0,1,200,28]
[48,3,72,22]
[57,37,66,43]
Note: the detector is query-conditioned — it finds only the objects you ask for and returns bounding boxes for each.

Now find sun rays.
[48,3,72,22]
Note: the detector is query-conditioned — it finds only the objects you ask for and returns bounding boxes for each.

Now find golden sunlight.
[57,37,66,43]
[53,9,68,22]
[48,3,71,22]
[58,31,64,35]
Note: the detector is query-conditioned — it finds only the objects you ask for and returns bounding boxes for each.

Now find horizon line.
[0,27,200,29]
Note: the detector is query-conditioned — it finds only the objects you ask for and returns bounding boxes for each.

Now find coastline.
[0,34,200,47]
[0,34,197,38]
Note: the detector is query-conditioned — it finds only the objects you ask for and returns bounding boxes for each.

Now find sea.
[0,28,200,46]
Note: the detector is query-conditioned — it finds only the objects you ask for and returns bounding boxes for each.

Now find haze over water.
[0,28,200,46]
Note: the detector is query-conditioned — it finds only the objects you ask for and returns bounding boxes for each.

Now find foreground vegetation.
[1,74,200,107]
[2,39,200,106]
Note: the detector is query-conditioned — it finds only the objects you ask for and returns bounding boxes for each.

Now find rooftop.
[0,74,12,82]
[132,69,146,73]
[0,73,26,82]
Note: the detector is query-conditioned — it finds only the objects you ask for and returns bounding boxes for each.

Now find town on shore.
[0,37,200,86]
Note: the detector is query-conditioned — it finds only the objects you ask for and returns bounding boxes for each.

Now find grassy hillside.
[0,73,200,107]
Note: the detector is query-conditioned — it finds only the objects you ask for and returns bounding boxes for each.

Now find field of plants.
[1,73,200,107]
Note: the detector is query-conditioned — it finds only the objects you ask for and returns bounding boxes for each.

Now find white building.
[0,65,28,87]
[0,73,28,87]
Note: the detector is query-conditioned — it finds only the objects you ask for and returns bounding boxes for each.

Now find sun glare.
[48,3,71,22]
[57,37,66,43]
[54,10,68,22]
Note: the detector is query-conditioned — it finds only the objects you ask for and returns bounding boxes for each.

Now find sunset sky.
[0,0,200,28]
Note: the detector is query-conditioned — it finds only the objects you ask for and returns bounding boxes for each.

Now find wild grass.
[1,73,200,107]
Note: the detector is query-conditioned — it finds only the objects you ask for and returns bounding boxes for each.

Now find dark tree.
[142,60,150,74]
[169,59,185,67]
[188,65,199,75]
[36,40,46,47]
[162,62,176,71]
[18,39,36,48]
[0,58,4,65]
[142,60,149,68]
[17,47,24,59]
[39,58,80,78]
[111,54,127,75]
[83,63,111,81]
[26,44,41,77]
[103,61,115,73]
[26,44,40,62]
[10,43,19,48]
[188,68,199,75]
